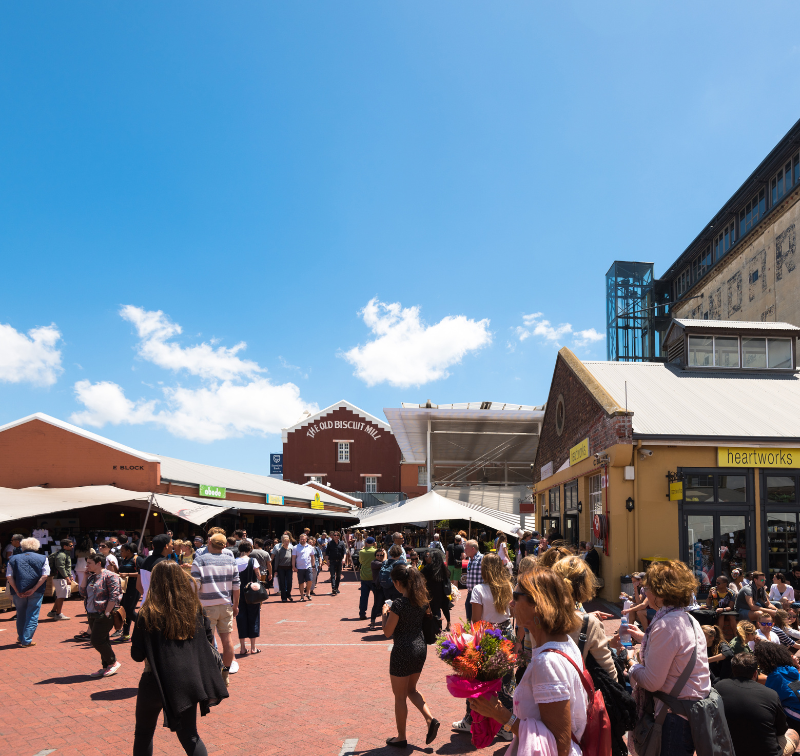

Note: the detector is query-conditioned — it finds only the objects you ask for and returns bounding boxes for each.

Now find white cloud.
[70,307,318,442]
[515,313,604,348]
[342,298,492,388]
[120,305,262,381]
[0,322,63,386]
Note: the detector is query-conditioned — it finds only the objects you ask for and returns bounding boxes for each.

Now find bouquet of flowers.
[436,621,517,748]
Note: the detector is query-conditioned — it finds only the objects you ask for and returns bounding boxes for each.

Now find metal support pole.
[469,517,472,541]
[138,493,155,553]
[426,416,432,491]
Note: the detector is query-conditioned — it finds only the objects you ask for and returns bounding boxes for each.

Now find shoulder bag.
[243,558,268,604]
[632,626,698,756]
[422,606,441,644]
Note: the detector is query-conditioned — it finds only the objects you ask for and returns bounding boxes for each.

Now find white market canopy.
[356,490,523,536]
[0,486,232,527]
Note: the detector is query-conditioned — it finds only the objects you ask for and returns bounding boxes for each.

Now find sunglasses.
[512,590,531,602]
[759,622,773,627]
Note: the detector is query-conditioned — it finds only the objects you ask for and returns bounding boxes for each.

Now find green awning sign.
[199,484,226,499]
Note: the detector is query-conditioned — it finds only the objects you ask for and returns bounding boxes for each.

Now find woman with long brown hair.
[470,553,512,625]
[381,563,439,748]
[131,560,228,756]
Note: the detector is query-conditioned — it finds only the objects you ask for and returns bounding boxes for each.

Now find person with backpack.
[381,545,406,601]
[47,538,73,621]
[428,534,445,554]
[468,565,604,756]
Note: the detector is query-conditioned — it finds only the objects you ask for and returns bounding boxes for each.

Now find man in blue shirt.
[6,537,49,647]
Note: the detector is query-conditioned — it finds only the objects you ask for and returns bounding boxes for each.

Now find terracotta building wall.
[283,407,401,492]
[0,420,160,490]
[400,463,427,498]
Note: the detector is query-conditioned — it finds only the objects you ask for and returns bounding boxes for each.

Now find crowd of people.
[7,523,800,755]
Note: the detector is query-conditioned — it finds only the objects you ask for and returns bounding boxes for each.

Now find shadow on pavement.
[36,673,97,685]
[91,687,138,701]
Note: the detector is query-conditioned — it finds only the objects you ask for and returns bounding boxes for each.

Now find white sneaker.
[55,614,70,620]
[229,659,239,674]
[452,718,471,732]
[103,662,121,677]
[90,668,106,678]
[496,729,513,741]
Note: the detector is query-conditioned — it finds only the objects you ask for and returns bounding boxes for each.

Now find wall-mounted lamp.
[153,513,158,517]
[120,513,125,517]
[625,497,635,512]
[577,501,583,514]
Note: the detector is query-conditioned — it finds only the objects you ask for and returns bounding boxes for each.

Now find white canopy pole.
[138,493,155,552]
[469,516,472,540]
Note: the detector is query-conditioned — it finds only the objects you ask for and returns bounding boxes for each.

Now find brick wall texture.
[534,354,632,484]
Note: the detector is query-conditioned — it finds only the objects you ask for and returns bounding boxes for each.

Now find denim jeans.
[12,592,44,645]
[465,588,473,621]
[660,712,694,756]
[359,580,372,616]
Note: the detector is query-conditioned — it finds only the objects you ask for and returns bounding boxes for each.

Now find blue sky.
[2,2,799,475]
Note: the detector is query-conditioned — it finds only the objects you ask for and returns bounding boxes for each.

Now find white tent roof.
[356,490,522,535]
[0,486,232,527]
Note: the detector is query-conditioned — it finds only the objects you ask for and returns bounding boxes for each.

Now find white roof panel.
[582,360,800,439]
[672,319,800,331]
[155,454,353,507]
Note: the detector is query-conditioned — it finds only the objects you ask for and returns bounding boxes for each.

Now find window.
[589,475,603,546]
[685,474,714,503]
[309,476,322,484]
[417,466,427,486]
[688,335,739,367]
[714,337,740,368]
[688,335,713,366]
[772,153,799,205]
[742,337,767,368]
[713,220,736,261]
[718,475,747,502]
[364,476,377,493]
[767,476,796,503]
[548,487,560,514]
[691,246,712,284]
[739,188,766,236]
[337,442,350,462]
[565,480,578,511]
[675,267,692,299]
[768,338,792,369]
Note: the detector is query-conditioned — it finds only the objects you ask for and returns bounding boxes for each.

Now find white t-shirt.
[770,584,796,603]
[293,544,315,569]
[104,553,119,570]
[470,583,511,624]
[757,629,781,644]
[498,542,510,564]
[508,640,587,756]
[235,556,252,572]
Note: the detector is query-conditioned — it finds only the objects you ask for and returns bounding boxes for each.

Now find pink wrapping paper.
[446,675,503,749]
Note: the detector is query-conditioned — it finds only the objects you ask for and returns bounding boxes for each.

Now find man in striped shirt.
[464,540,484,622]
[191,532,240,684]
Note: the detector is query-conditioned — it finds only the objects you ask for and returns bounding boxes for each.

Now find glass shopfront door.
[680,470,754,598]
[564,515,579,547]
[762,473,800,578]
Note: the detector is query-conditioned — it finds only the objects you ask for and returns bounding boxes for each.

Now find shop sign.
[569,438,589,466]
[306,420,381,441]
[541,462,553,480]
[717,447,800,468]
[199,484,226,499]
[669,481,684,501]
[267,494,284,506]
[270,454,283,475]
[311,492,324,510]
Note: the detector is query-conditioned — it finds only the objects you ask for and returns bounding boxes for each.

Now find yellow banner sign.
[718,447,800,468]
[267,494,284,506]
[310,492,324,510]
[669,481,684,501]
[570,438,589,466]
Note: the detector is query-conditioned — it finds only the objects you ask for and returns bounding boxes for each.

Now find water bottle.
[619,616,632,649]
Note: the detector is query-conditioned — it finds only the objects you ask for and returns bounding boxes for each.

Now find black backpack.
[578,616,637,756]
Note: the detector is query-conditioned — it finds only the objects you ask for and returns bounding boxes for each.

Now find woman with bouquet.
[381,563,440,748]
[468,566,587,756]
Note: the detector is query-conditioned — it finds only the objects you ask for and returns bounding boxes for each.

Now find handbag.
[632,631,698,756]
[243,559,268,604]
[422,608,442,645]
[119,576,129,593]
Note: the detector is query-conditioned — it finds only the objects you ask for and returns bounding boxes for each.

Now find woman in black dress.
[381,563,440,749]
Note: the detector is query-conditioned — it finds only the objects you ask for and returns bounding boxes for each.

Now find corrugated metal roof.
[434,485,529,515]
[673,319,800,331]
[582,360,800,439]
[155,454,351,506]
[400,402,543,410]
[182,497,357,519]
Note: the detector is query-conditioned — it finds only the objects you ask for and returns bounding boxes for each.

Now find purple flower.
[484,628,503,640]
[440,640,459,659]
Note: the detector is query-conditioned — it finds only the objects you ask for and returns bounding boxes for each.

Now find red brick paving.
[0,570,622,756]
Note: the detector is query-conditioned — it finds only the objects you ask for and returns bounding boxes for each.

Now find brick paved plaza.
[2,567,621,756]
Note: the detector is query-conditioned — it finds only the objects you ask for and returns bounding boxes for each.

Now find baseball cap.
[193,535,203,542]
[209,533,227,548]
[366,536,375,544]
